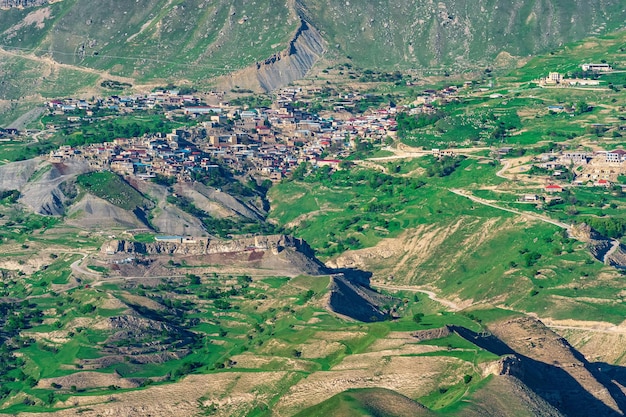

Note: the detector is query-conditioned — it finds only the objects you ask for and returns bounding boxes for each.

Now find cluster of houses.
[534,148,626,187]
[537,63,613,87]
[47,88,399,181]
[46,89,208,122]
[0,128,20,141]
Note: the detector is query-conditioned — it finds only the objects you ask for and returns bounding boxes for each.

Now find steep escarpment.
[103,234,312,256]
[483,317,625,417]
[255,19,325,92]
[220,18,325,92]
[412,318,626,416]
[328,273,396,322]
[463,374,565,417]
[101,234,329,276]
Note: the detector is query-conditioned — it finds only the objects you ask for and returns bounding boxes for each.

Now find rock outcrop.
[255,19,325,92]
[487,317,625,417]
[220,18,325,92]
[605,244,626,268]
[411,326,452,342]
[101,234,329,276]
[328,273,396,322]
[570,223,626,268]
[482,355,525,378]
[103,234,311,256]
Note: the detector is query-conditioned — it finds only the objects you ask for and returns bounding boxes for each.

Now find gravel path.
[449,188,570,229]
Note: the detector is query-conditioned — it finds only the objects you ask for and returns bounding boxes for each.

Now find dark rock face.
[328,274,395,322]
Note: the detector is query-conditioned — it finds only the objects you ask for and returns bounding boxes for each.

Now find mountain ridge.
[0,0,625,98]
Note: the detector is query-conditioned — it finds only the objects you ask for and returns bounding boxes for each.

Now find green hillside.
[0,0,298,81]
[0,0,624,102]
[76,171,151,211]
[300,0,626,72]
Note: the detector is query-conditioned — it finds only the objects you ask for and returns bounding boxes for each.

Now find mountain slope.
[0,0,625,101]
[294,388,437,417]
[298,0,626,71]
[0,0,298,81]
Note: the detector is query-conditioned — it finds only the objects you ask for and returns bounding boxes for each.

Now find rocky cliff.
[102,234,311,256]
[101,234,328,275]
[327,274,395,322]
[220,18,325,92]
[255,19,325,92]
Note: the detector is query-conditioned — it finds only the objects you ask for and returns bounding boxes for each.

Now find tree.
[413,313,424,324]
[187,274,201,285]
[575,101,590,115]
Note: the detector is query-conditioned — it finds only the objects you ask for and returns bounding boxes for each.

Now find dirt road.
[376,282,626,336]
[373,283,463,311]
[70,254,103,278]
[603,239,622,264]
[449,188,570,229]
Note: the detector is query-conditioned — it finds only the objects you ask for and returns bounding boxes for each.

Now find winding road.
[69,253,102,278]
[373,283,463,311]
[449,188,570,229]
[603,239,622,264]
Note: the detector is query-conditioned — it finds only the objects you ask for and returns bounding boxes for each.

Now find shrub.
[413,313,424,324]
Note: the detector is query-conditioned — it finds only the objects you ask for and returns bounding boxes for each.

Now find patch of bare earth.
[328,216,507,289]
[327,223,453,278]
[38,372,138,391]
[557,329,626,366]
[300,339,344,359]
[117,292,167,311]
[272,356,471,417]
[20,372,290,417]
[229,353,316,372]
[544,318,626,365]
[3,7,51,39]
[366,331,445,354]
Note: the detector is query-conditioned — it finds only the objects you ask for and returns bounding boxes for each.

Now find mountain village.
[39,63,626,192]
[44,87,398,183]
